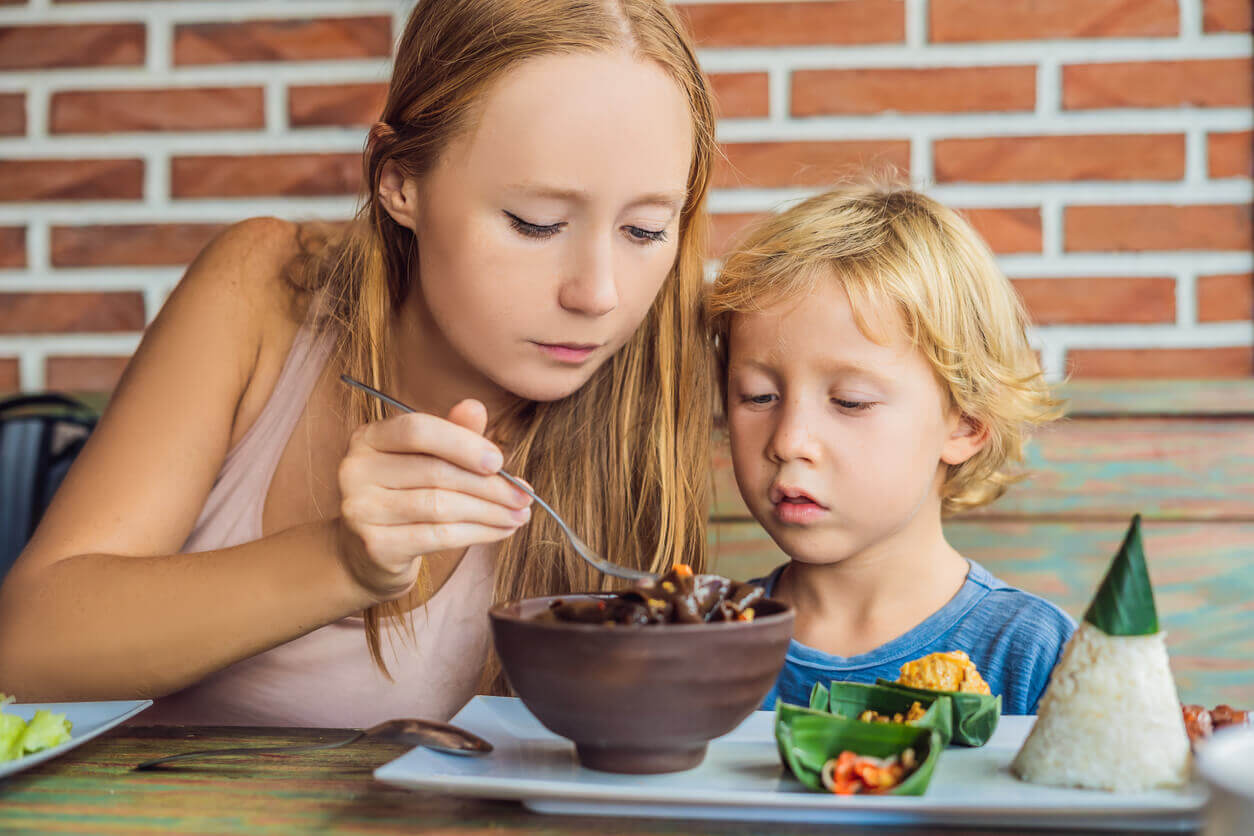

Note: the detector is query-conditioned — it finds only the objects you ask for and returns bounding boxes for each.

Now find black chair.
[0,394,98,583]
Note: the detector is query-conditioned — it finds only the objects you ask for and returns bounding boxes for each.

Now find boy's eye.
[625,225,668,244]
[832,398,874,411]
[505,211,565,239]
[740,393,776,406]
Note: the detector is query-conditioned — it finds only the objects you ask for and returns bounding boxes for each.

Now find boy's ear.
[378,158,419,232]
[941,412,990,466]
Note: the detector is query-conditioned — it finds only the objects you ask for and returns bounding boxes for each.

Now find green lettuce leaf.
[0,713,24,762]
[1083,513,1159,636]
[19,710,72,755]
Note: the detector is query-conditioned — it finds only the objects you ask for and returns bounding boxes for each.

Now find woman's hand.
[336,399,532,602]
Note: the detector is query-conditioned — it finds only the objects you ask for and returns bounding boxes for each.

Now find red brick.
[1065,205,1252,252]
[1209,131,1252,179]
[676,1,904,47]
[1066,347,1253,378]
[45,356,130,393]
[0,227,24,269]
[935,135,1186,183]
[174,17,391,66]
[931,0,1176,41]
[710,73,770,119]
[0,159,143,202]
[715,140,910,188]
[1204,0,1252,32]
[50,88,264,134]
[960,208,1042,254]
[1012,277,1175,324]
[171,154,361,198]
[0,358,16,392]
[0,93,23,136]
[0,292,145,334]
[1197,273,1253,323]
[289,83,386,128]
[0,24,144,70]
[51,224,226,267]
[1064,59,1252,110]
[792,66,1035,116]
[708,212,765,258]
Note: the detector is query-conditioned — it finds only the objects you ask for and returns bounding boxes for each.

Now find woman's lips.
[532,341,600,364]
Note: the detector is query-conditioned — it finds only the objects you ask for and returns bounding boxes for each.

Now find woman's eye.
[625,225,668,244]
[833,398,873,411]
[505,211,565,239]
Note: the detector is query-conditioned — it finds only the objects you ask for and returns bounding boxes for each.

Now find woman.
[0,0,715,726]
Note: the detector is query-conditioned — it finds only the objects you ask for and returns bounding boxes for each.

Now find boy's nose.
[558,235,618,316]
[767,405,821,464]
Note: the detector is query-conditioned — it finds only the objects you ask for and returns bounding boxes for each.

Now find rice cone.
[1011,515,1190,791]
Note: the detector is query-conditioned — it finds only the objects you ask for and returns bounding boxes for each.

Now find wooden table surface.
[0,725,1197,835]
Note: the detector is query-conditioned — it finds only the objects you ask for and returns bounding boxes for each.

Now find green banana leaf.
[1083,513,1159,636]
[809,681,954,747]
[775,701,941,796]
[874,680,1000,747]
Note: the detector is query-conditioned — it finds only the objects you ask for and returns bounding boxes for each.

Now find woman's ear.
[377,157,419,232]
[941,412,990,466]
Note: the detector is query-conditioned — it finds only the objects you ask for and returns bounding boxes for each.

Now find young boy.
[707,183,1075,714]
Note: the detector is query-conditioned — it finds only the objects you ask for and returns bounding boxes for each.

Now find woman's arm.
[0,219,376,700]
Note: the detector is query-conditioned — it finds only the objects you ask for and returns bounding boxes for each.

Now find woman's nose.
[558,234,618,317]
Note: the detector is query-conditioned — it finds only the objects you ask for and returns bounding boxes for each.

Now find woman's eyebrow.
[504,183,686,211]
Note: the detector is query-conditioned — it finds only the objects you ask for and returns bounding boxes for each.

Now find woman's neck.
[776,506,970,658]
[386,290,513,421]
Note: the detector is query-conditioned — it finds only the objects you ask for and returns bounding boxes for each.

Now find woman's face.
[387,49,694,403]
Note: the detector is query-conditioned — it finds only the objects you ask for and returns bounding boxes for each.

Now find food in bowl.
[535,564,765,625]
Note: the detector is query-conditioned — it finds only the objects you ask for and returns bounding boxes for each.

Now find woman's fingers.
[356,410,502,475]
[357,520,524,561]
[340,451,530,507]
[347,486,531,529]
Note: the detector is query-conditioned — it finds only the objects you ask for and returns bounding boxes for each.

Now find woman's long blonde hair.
[287,0,715,690]
[707,180,1063,514]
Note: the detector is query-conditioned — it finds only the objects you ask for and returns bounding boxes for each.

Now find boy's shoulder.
[959,560,1077,640]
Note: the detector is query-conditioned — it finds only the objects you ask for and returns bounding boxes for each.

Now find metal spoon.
[339,374,655,583]
[134,718,492,770]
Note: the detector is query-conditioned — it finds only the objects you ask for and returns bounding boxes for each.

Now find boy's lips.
[769,484,828,524]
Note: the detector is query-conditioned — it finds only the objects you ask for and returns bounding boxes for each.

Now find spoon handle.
[134,732,364,770]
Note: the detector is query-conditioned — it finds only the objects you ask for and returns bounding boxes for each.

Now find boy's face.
[725,275,984,567]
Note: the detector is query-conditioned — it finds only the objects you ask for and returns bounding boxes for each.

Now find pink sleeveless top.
[134,318,495,727]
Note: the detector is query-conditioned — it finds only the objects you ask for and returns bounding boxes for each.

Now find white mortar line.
[1031,321,1253,348]
[1175,271,1199,327]
[1036,57,1060,118]
[0,334,144,354]
[766,66,790,124]
[23,79,48,140]
[0,2,402,25]
[266,80,289,136]
[25,221,48,274]
[18,351,44,392]
[1186,127,1209,186]
[1039,198,1063,259]
[905,0,928,48]
[146,9,172,75]
[1178,0,1205,40]
[144,149,171,207]
[909,132,933,187]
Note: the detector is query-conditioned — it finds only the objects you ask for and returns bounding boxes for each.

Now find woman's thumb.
[447,398,489,436]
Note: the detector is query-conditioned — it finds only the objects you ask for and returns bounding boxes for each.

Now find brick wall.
[0,0,1250,392]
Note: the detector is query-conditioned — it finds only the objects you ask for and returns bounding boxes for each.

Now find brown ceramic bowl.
[489,593,794,774]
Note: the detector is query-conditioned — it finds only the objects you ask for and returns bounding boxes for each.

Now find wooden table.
[0,725,1195,835]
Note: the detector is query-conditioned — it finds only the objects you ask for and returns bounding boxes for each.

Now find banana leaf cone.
[1083,513,1158,636]
[809,681,954,747]
[873,680,1000,747]
[775,701,942,796]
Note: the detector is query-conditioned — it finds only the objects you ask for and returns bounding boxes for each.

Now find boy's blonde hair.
[706,180,1063,514]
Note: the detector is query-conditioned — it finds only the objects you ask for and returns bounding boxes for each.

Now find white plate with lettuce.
[0,695,151,778]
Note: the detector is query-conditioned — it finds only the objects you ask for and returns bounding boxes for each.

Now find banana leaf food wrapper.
[775,701,942,796]
[809,681,954,747]
[874,679,1000,747]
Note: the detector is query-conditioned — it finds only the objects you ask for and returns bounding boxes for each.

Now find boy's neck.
[775,512,970,658]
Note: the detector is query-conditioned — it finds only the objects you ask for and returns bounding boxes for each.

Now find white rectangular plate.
[375,696,1205,831]
[0,699,152,779]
